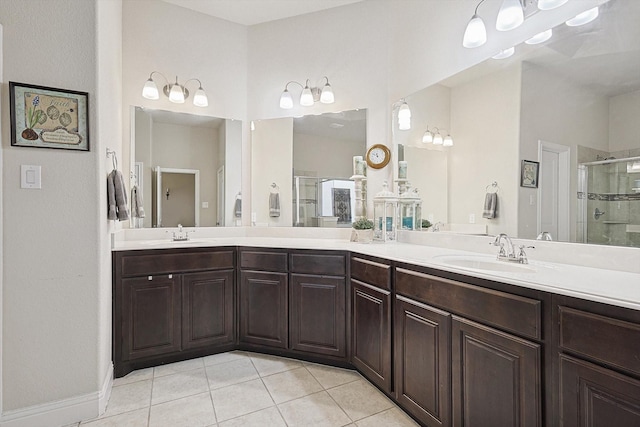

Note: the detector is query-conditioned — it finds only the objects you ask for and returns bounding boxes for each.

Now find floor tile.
[327,379,394,421]
[151,368,209,405]
[153,357,204,378]
[249,353,303,377]
[217,406,286,427]
[81,408,149,426]
[102,380,152,418]
[149,392,216,427]
[355,407,420,426]
[210,378,274,422]
[113,368,153,387]
[262,367,323,403]
[206,358,259,390]
[203,351,248,367]
[305,363,362,389]
[278,391,351,427]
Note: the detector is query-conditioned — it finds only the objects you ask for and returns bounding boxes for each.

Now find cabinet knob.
[148,276,153,281]
[168,274,173,279]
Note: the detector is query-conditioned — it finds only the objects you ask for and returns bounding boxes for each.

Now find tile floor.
[71,351,419,427]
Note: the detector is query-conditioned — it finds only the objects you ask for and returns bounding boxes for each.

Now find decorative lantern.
[373,181,398,241]
[398,185,422,231]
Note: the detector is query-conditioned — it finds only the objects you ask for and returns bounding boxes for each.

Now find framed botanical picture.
[521,160,539,188]
[9,81,89,151]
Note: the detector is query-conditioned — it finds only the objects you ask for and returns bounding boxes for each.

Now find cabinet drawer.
[559,306,640,376]
[396,268,542,340]
[290,252,346,276]
[240,250,288,272]
[120,250,235,277]
[351,257,391,290]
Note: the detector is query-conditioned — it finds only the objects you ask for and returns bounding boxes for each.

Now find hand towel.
[269,192,280,217]
[482,192,497,219]
[234,194,242,218]
[131,185,145,218]
[107,170,129,221]
[107,172,117,220]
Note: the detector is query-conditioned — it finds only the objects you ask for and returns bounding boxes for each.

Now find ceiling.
[160,0,364,26]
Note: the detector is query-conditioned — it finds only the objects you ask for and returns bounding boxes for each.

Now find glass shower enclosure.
[293,176,355,227]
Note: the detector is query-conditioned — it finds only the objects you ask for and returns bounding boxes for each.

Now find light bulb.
[492,46,515,59]
[463,14,487,48]
[398,102,411,130]
[443,135,454,147]
[496,0,524,31]
[279,89,293,109]
[433,132,443,145]
[422,130,433,144]
[142,78,159,100]
[300,84,314,106]
[168,83,185,103]
[566,6,599,27]
[537,0,568,11]
[320,82,334,104]
[525,29,553,45]
[193,87,208,107]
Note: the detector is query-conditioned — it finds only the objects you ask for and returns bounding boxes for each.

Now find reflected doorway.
[154,167,200,227]
[538,141,570,241]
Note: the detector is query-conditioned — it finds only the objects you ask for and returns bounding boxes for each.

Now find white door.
[538,141,570,241]
[217,166,225,226]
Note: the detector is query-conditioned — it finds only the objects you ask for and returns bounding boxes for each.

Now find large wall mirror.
[130,107,242,228]
[394,0,640,248]
[251,109,366,227]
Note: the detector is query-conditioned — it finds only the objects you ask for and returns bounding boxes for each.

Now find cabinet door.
[351,279,392,393]
[290,274,346,358]
[560,354,640,427]
[121,275,181,361]
[182,270,234,350]
[452,316,541,427]
[239,270,288,349]
[395,295,451,427]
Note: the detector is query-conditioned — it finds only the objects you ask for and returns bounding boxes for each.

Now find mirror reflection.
[395,0,640,247]
[251,109,366,227]
[131,107,242,228]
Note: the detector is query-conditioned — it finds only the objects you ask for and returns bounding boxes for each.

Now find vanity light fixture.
[142,71,208,107]
[279,76,334,109]
[537,0,568,11]
[566,6,599,27]
[496,0,524,32]
[492,46,515,60]
[463,0,487,48]
[422,127,433,144]
[421,126,453,147]
[443,134,454,147]
[397,100,411,130]
[432,129,444,146]
[525,28,553,45]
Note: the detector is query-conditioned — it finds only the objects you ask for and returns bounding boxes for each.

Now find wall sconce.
[422,127,453,147]
[279,76,334,109]
[142,71,209,107]
[397,100,411,131]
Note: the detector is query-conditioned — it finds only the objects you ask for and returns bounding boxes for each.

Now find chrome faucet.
[172,224,190,241]
[536,231,553,241]
[491,233,534,264]
[432,221,444,232]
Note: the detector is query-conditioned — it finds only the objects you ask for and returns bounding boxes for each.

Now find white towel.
[482,192,497,219]
[269,192,280,217]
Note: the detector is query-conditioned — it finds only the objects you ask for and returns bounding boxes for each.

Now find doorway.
[538,141,570,241]
[154,167,200,227]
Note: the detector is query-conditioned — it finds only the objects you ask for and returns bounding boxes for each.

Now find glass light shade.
[463,14,487,48]
[422,130,433,144]
[496,0,524,31]
[168,84,185,103]
[566,7,599,27]
[300,85,314,106]
[398,102,411,130]
[433,132,443,145]
[142,78,159,100]
[192,87,208,107]
[492,46,515,59]
[320,83,335,103]
[443,135,454,147]
[525,29,552,45]
[537,0,568,11]
[279,89,293,109]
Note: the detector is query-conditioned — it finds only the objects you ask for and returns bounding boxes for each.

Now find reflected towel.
[234,194,242,218]
[482,192,497,219]
[269,192,280,217]
[131,185,145,218]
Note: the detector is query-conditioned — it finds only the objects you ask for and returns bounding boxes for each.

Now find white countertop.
[112,233,640,311]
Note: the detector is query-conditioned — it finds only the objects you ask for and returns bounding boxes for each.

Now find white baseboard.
[0,363,113,427]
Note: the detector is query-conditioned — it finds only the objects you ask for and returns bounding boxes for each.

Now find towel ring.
[106,148,118,171]
[271,182,279,190]
[486,181,499,193]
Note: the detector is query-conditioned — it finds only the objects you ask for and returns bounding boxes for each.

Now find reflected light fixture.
[492,46,515,59]
[422,127,433,144]
[463,0,487,48]
[142,71,208,107]
[525,28,553,45]
[397,100,411,130]
[566,6,599,27]
[443,134,454,147]
[432,129,444,145]
[537,0,568,11]
[279,76,334,109]
[419,126,453,148]
[496,0,524,31]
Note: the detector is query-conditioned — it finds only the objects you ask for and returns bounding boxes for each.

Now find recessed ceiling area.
[160,0,364,26]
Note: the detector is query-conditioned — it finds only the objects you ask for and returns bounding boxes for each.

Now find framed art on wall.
[9,81,89,151]
[521,160,539,188]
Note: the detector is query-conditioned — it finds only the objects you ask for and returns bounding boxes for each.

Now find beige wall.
[610,89,640,153]
[293,133,364,178]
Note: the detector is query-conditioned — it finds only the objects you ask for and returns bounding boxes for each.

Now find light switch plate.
[21,165,41,189]
[202,202,209,208]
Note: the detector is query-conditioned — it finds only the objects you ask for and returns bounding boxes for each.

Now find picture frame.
[521,160,539,188]
[9,81,89,151]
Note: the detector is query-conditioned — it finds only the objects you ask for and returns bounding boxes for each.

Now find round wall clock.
[365,144,391,169]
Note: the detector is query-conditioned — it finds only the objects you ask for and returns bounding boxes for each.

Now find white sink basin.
[140,238,211,246]
[433,255,536,274]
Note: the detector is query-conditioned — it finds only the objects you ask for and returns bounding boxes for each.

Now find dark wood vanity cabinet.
[350,256,393,393]
[113,248,235,377]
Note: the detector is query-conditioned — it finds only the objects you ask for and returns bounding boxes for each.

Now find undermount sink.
[433,254,536,274]
[141,238,211,246]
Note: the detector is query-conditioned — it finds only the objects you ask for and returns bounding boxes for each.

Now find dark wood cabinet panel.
[559,354,640,427]
[240,250,288,272]
[290,274,346,357]
[182,270,235,350]
[290,252,346,276]
[239,270,288,349]
[351,279,392,393]
[452,316,541,427]
[351,256,391,290]
[395,295,451,427]
[121,275,182,361]
[119,249,235,277]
